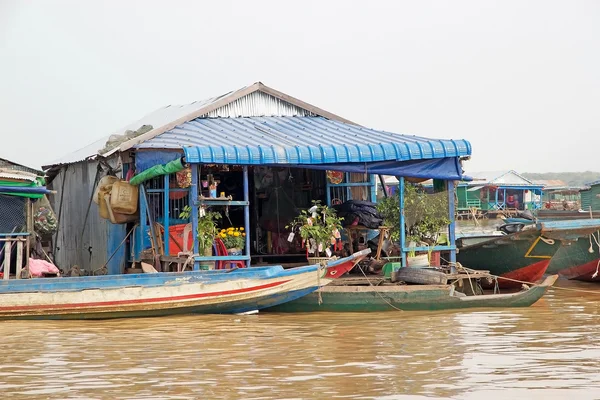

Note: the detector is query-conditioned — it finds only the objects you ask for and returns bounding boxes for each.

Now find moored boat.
[547,237,600,282]
[265,274,558,312]
[0,250,369,320]
[456,219,600,288]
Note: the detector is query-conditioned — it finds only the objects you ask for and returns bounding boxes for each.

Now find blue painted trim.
[448,180,456,265]
[137,184,148,262]
[370,174,377,202]
[402,246,456,252]
[0,233,29,237]
[190,164,199,270]
[194,200,249,206]
[193,256,251,261]
[243,166,251,267]
[106,223,126,275]
[330,182,376,187]
[163,174,170,255]
[0,265,322,294]
[399,176,406,268]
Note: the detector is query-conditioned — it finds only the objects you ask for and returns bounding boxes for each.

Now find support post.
[243,166,251,267]
[26,198,31,270]
[190,164,199,270]
[378,175,388,198]
[447,180,456,270]
[3,242,10,280]
[369,174,377,202]
[15,240,23,279]
[398,176,406,268]
[163,174,170,255]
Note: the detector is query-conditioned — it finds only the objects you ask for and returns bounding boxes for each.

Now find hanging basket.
[307,256,333,266]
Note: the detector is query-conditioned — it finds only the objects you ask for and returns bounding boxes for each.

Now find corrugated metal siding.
[137,116,471,164]
[0,158,42,175]
[48,160,126,273]
[581,189,591,210]
[202,91,316,118]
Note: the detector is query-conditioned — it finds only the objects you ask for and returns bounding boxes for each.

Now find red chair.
[214,238,246,269]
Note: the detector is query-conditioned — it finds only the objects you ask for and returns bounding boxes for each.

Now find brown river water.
[0,279,599,400]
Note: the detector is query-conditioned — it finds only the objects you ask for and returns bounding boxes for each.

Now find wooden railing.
[0,233,29,280]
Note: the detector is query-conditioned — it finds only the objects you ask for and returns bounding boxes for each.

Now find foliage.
[377,184,450,247]
[286,200,343,257]
[521,171,600,188]
[179,206,221,254]
[219,227,245,249]
[377,194,400,241]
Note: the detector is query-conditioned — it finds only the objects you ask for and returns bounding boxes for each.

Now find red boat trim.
[559,258,600,282]
[0,279,291,311]
[498,259,551,289]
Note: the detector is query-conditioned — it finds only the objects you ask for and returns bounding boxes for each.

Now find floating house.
[457,170,544,213]
[44,82,471,274]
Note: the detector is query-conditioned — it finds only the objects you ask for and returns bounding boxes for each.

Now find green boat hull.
[265,275,557,312]
[547,237,599,274]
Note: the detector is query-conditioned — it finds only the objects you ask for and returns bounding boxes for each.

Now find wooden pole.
[15,241,23,279]
[3,242,10,280]
[26,198,32,270]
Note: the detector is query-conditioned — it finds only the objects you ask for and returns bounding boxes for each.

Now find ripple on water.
[0,284,600,399]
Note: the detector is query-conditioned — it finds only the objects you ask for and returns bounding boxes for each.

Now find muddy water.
[1,280,600,400]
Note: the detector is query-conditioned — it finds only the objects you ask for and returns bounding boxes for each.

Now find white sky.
[1,0,598,173]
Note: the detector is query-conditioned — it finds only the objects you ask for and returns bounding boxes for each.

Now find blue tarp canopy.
[134,116,472,180]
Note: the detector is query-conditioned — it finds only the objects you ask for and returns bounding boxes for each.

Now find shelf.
[194,200,249,206]
[193,255,251,261]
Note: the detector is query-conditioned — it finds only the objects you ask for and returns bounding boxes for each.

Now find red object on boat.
[558,259,600,282]
[496,259,551,289]
[168,224,192,256]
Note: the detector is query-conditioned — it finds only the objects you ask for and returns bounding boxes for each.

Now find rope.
[539,236,555,245]
[589,231,600,279]
[95,226,135,274]
[450,261,600,295]
[357,267,404,312]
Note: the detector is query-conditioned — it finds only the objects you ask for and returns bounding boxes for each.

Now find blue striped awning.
[135,116,471,165]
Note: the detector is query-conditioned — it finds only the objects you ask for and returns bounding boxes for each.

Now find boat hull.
[547,237,600,280]
[0,250,369,320]
[266,275,558,312]
[456,229,559,288]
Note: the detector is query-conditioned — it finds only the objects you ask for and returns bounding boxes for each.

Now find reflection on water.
[1,283,600,399]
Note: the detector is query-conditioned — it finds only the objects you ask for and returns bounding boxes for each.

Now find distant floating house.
[533,180,585,210]
[457,170,544,212]
[0,157,43,176]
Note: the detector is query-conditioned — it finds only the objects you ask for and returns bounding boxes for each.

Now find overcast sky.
[1,1,598,173]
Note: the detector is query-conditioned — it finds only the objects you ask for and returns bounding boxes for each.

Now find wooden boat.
[265,275,558,312]
[547,238,600,282]
[456,219,600,288]
[0,250,369,320]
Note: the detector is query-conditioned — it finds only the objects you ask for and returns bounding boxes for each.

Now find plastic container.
[168,223,193,255]
[407,254,430,268]
[382,262,401,278]
[110,180,138,215]
[93,176,118,205]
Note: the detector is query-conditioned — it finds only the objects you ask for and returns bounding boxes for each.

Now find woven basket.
[307,257,333,266]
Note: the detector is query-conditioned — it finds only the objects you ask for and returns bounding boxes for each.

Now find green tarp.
[129,157,186,186]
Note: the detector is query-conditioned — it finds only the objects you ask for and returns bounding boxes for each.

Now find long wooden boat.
[0,250,369,320]
[265,275,558,312]
[547,238,600,282]
[456,219,600,288]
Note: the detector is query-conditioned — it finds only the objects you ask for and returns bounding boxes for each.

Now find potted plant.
[219,227,245,255]
[287,200,343,264]
[180,206,221,269]
[377,183,450,267]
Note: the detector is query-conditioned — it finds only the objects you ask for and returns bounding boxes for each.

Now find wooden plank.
[3,242,10,280]
[15,241,23,279]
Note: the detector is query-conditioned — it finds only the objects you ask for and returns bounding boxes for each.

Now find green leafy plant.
[286,200,343,258]
[377,184,450,249]
[179,206,221,254]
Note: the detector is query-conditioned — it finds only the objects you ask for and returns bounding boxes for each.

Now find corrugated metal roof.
[45,82,355,168]
[465,170,538,186]
[136,116,472,165]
